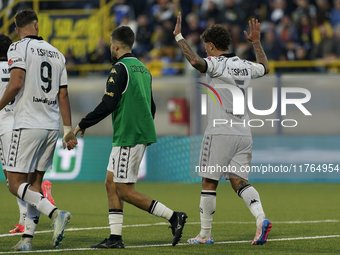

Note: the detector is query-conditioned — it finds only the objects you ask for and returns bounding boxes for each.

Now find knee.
[116,186,133,202]
[105,177,114,192]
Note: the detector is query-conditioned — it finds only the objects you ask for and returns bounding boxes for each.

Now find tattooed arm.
[173,12,207,73]
[0,68,25,111]
[244,18,270,74]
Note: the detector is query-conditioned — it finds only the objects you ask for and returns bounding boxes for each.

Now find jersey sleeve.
[78,64,128,129]
[243,60,265,79]
[60,54,67,86]
[7,43,26,71]
[60,67,68,87]
[203,57,221,78]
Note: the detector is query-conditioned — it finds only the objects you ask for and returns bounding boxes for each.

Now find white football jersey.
[0,61,15,136]
[203,53,265,136]
[7,36,67,130]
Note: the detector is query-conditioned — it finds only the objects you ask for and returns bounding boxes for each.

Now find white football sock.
[24,204,41,236]
[238,184,265,226]
[17,183,56,217]
[199,190,216,239]
[109,209,123,236]
[148,200,173,220]
[17,197,27,226]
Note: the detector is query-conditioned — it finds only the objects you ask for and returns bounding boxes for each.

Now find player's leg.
[1,132,26,233]
[21,170,45,243]
[113,144,187,246]
[90,170,124,249]
[229,136,271,245]
[115,182,187,246]
[188,135,224,244]
[188,177,217,244]
[36,129,72,248]
[8,129,70,250]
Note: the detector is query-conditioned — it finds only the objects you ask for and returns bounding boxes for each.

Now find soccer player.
[0,9,77,251]
[1,37,56,233]
[0,33,26,234]
[74,26,187,248]
[173,13,272,245]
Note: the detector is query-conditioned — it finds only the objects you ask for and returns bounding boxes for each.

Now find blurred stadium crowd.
[1,0,340,73]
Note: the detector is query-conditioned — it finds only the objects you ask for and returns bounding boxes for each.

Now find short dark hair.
[200,24,231,51]
[15,9,38,28]
[0,34,12,59]
[111,26,135,49]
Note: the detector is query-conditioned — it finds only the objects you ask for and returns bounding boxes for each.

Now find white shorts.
[198,135,252,181]
[107,144,146,183]
[0,131,12,168]
[6,129,58,174]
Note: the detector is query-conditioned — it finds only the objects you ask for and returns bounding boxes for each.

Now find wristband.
[63,125,72,135]
[175,33,184,42]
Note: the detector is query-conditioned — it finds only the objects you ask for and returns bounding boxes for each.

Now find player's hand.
[173,12,182,36]
[74,125,86,138]
[62,131,78,150]
[244,18,261,43]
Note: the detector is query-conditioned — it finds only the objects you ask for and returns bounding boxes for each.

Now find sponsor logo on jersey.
[131,65,150,74]
[32,96,57,105]
[8,58,23,66]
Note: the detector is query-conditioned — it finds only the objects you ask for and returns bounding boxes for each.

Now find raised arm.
[244,18,270,74]
[173,12,206,73]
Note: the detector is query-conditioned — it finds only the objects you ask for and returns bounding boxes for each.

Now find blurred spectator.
[261,29,284,60]
[182,13,205,49]
[292,0,317,25]
[297,13,313,58]
[334,24,340,57]
[311,23,337,61]
[200,1,221,23]
[276,15,299,47]
[87,38,111,64]
[65,49,80,76]
[228,25,255,61]
[330,0,340,29]
[312,13,334,44]
[269,0,287,24]
[120,15,138,34]
[200,0,224,13]
[151,0,174,24]
[150,20,177,60]
[133,14,153,58]
[113,0,135,25]
[218,0,247,26]
[315,0,332,20]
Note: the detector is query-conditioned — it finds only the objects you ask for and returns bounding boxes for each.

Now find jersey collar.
[220,53,236,58]
[112,53,135,65]
[24,35,44,40]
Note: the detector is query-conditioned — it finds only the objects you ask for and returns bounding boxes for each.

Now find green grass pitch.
[1,182,340,254]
